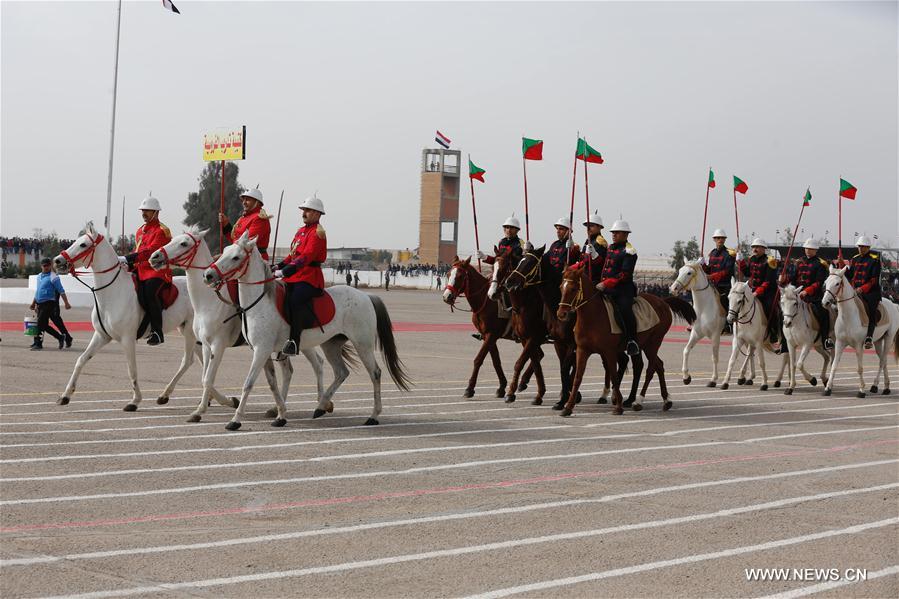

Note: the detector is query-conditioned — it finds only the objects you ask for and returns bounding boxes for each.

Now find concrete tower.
[418,148,460,264]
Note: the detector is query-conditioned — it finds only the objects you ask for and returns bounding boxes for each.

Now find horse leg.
[519,362,534,392]
[757,344,769,391]
[656,355,673,410]
[549,343,568,407]
[227,348,272,431]
[774,345,789,389]
[465,337,492,399]
[598,364,611,404]
[505,342,532,403]
[719,336,742,390]
[610,350,625,415]
[811,344,828,387]
[58,331,111,405]
[879,335,891,394]
[121,335,143,411]
[189,340,225,422]
[823,339,844,396]
[355,340,383,426]
[869,337,885,394]
[855,340,867,398]
[314,339,351,418]
[708,330,721,387]
[561,348,589,417]
[682,331,699,385]
[487,337,508,398]
[623,352,643,409]
[259,358,287,426]
[532,344,546,403]
[797,345,813,384]
[156,325,197,404]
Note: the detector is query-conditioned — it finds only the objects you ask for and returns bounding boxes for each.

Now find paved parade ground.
[1,289,897,599]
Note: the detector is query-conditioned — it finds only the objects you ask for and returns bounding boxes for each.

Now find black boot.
[29,337,43,351]
[282,334,300,356]
[64,333,73,348]
[146,331,164,346]
[626,339,640,356]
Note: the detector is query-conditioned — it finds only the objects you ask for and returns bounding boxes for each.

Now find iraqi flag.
[162,0,180,14]
[435,130,451,149]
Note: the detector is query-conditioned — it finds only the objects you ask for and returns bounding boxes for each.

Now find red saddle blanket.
[274,282,336,328]
[131,275,179,309]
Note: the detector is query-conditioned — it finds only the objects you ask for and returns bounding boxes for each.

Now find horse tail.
[369,295,413,391]
[893,328,899,363]
[664,296,696,325]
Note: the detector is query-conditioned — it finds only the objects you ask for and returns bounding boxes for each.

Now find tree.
[183,161,245,252]
[669,236,701,271]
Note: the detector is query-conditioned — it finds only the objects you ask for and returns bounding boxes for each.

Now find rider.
[787,238,833,350]
[595,220,639,356]
[218,188,272,261]
[577,210,608,283]
[274,195,327,356]
[847,235,882,349]
[546,216,580,275]
[477,215,525,265]
[738,238,783,353]
[703,228,736,332]
[124,196,172,346]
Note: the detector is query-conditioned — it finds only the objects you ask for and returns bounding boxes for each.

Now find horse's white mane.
[781,284,798,298]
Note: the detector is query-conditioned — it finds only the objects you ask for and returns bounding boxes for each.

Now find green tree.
[183,161,245,252]
[669,236,701,271]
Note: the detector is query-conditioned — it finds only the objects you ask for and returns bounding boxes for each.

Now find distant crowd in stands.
[1,236,74,262]
[331,260,450,278]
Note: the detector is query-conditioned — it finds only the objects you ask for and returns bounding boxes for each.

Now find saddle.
[854,297,885,328]
[602,296,660,336]
[134,276,179,338]
[274,282,336,329]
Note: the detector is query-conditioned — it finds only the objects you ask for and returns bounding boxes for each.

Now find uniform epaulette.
[727,248,736,257]
[258,209,274,220]
[819,258,828,267]
[316,224,327,239]
[625,242,637,256]
[594,234,608,247]
[767,256,778,268]
[518,239,526,249]
[159,223,171,237]
[869,252,878,259]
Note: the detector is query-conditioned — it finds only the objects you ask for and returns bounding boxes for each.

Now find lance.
[732,175,746,281]
[700,167,714,257]
[468,154,482,272]
[120,195,126,254]
[566,133,579,265]
[218,160,226,253]
[270,189,284,267]
[583,136,593,281]
[837,177,843,262]
[522,156,531,242]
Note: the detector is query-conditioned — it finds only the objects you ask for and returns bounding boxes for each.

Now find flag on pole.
[839,178,857,200]
[522,137,544,160]
[803,188,812,206]
[708,169,716,188]
[575,138,603,164]
[162,0,180,13]
[435,130,451,149]
[733,176,748,194]
[469,160,486,182]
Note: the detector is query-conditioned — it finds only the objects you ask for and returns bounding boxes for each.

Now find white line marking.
[29,516,899,599]
[3,460,895,567]
[2,425,896,506]
[755,565,899,599]
[4,411,895,481]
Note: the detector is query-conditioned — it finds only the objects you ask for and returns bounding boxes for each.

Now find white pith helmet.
[502,215,521,229]
[554,216,571,229]
[609,220,631,233]
[583,210,603,227]
[802,238,819,250]
[299,194,325,214]
[138,196,161,212]
[240,188,264,205]
[750,238,767,248]
[856,235,872,247]
[712,228,727,238]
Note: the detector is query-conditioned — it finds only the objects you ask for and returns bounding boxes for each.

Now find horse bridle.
[59,232,121,339]
[676,263,710,292]
[507,252,543,289]
[727,288,757,325]
[445,265,490,314]
[558,273,594,313]
[157,232,206,270]
[823,275,856,305]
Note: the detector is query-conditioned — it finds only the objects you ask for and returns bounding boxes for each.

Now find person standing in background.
[29,257,72,351]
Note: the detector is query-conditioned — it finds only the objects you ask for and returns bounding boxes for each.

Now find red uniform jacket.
[282,223,327,287]
[230,207,271,261]
[134,220,172,282]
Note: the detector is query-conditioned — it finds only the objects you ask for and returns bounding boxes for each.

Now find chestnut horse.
[443,256,536,399]
[557,264,695,416]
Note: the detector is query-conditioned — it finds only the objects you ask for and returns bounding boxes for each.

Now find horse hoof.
[683,375,692,385]
[870,385,878,393]
[720,383,729,390]
[156,396,169,405]
[271,418,287,427]
[810,377,818,386]
[463,388,475,399]
[265,407,278,418]
[57,396,70,406]
[560,409,572,417]
[760,384,768,391]
[773,381,781,388]
[495,388,505,398]
[187,414,201,423]
[364,417,379,426]
[784,388,793,396]
[551,402,564,411]
[312,408,327,419]
[504,395,516,404]
[612,408,624,416]
[575,392,582,404]
[531,398,543,406]
[737,377,746,385]
[622,398,634,408]
[225,421,241,431]
[517,382,528,392]
[706,381,716,388]
[662,401,673,412]
[632,403,643,412]
[746,379,754,386]
[882,389,891,395]
[856,391,866,399]
[597,397,608,404]
[123,403,137,412]
[230,397,240,408]
[823,388,832,396]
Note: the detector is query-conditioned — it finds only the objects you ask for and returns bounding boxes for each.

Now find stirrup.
[823,338,834,351]
[282,339,299,355]
[626,340,640,356]
[864,336,873,349]
[471,333,483,341]
[146,332,163,346]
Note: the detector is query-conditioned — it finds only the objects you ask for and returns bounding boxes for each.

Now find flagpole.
[104,0,123,237]
[567,134,579,265]
[782,200,807,276]
[270,190,284,267]
[120,195,126,254]
[837,179,843,262]
[219,160,226,253]
[700,167,711,257]
[468,154,482,272]
[583,137,592,280]
[522,156,530,242]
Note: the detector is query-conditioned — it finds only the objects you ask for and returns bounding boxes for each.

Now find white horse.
[54,222,198,410]
[204,232,411,430]
[720,279,782,391]
[821,266,899,397]
[777,284,832,395]
[150,227,330,422]
[670,260,725,387]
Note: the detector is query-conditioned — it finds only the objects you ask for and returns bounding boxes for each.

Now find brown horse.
[443,256,536,399]
[557,264,696,416]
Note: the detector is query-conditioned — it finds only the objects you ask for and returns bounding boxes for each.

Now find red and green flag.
[468,159,486,183]
[839,178,857,200]
[708,169,716,188]
[575,138,603,164]
[733,176,748,194]
[803,188,812,206]
[522,137,543,160]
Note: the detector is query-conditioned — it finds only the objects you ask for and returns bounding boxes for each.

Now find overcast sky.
[2,1,896,256]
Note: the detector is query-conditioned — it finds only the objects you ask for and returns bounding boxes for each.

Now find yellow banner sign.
[203,126,246,161]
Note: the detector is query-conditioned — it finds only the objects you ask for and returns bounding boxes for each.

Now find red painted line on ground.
[2,438,895,534]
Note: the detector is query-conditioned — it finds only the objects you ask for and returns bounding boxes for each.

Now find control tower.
[418,148,460,264]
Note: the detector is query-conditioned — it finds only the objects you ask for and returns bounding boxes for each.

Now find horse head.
[204,230,257,286]
[505,245,545,293]
[780,284,799,328]
[151,227,209,271]
[557,264,586,322]
[727,279,752,324]
[670,260,701,295]
[443,255,471,305]
[822,265,850,309]
[55,221,106,274]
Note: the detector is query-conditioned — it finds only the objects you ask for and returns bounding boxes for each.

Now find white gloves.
[699,257,707,266]
[117,256,128,265]
[565,237,573,249]
[476,250,487,260]
[273,269,284,279]
[585,244,598,259]
[736,252,744,261]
